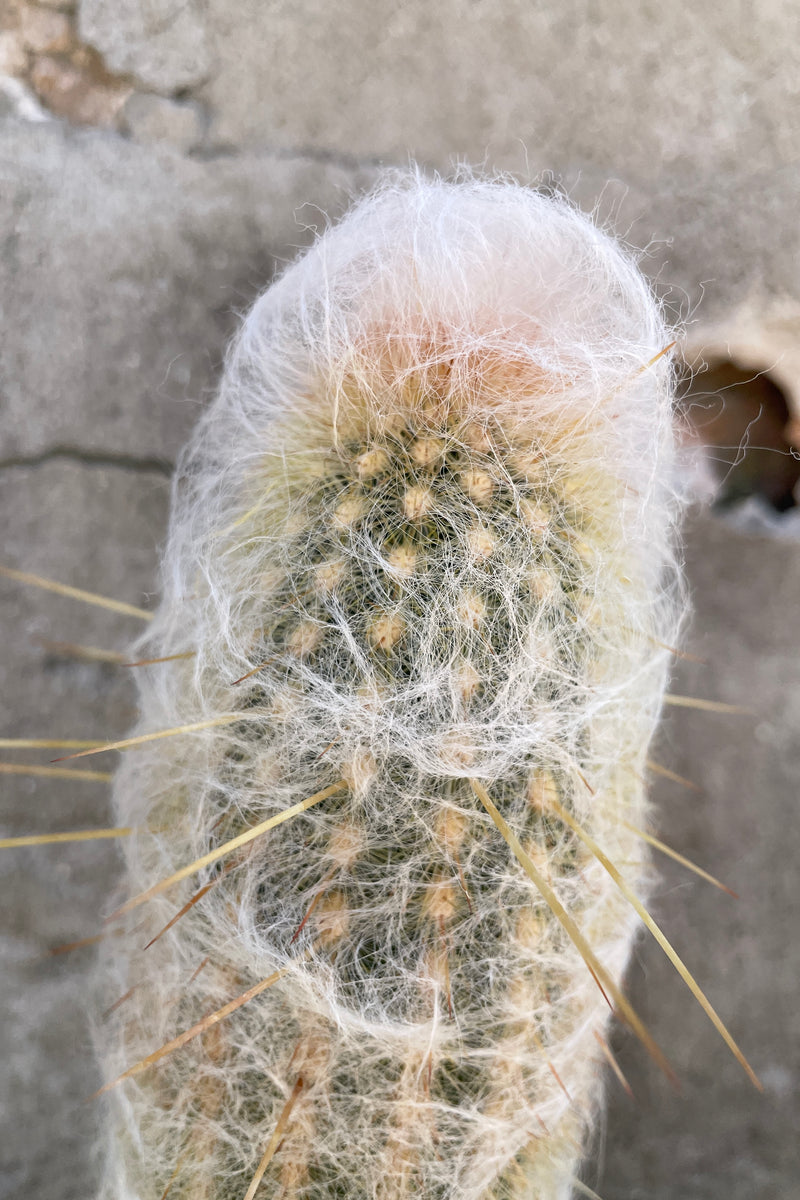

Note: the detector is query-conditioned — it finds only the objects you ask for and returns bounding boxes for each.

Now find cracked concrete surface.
[3,0,799,390]
[1,6,799,1198]
[0,447,175,474]
[79,0,212,93]
[79,0,799,181]
[601,510,800,1198]
[0,120,374,462]
[0,457,167,1200]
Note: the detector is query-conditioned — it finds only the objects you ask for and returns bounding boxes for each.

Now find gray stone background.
[0,2,798,1197]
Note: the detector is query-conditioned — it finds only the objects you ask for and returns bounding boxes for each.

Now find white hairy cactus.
[96,172,686,1200]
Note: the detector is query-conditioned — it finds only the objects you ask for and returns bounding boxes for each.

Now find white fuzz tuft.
[97,171,683,1200]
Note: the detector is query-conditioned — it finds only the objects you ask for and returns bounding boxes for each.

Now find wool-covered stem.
[98,174,682,1200]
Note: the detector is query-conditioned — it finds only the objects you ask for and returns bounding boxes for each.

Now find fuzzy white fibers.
[97,171,683,1200]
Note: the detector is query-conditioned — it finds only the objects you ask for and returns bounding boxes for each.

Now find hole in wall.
[678,358,800,512]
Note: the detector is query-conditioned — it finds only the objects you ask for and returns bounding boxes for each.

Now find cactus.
[97,173,685,1200]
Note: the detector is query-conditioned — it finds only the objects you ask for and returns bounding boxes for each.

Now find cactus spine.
[98,173,682,1200]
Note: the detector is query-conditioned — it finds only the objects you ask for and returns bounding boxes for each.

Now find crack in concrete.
[187,140,387,172]
[0,446,175,475]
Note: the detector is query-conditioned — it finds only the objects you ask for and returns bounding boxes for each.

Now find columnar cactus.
[97,173,684,1199]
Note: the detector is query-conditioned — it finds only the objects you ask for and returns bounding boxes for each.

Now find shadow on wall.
[679,359,800,513]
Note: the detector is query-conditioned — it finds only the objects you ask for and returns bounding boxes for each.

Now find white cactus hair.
[98,169,684,1199]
